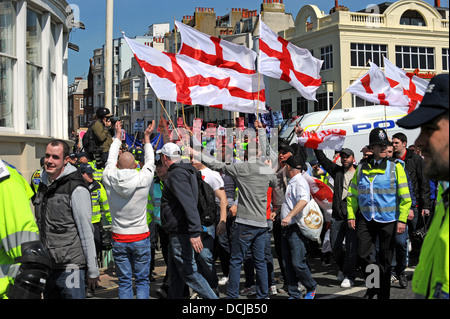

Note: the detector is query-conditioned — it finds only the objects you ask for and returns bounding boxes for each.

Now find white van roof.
[280,105,420,162]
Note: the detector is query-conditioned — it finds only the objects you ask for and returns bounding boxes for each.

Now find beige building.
[270,0,449,118]
[0,0,74,178]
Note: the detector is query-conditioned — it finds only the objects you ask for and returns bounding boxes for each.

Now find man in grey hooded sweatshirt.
[102,120,155,299]
[35,139,99,299]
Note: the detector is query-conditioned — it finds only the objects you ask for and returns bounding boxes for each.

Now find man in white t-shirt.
[280,156,318,299]
[191,158,227,295]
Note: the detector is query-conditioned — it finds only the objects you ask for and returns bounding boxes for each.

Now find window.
[146,99,153,110]
[351,43,387,67]
[400,10,426,26]
[314,93,333,112]
[443,48,449,71]
[134,100,140,112]
[133,80,140,92]
[0,0,15,128]
[396,46,435,70]
[26,9,42,131]
[297,97,308,115]
[320,45,333,70]
[281,99,292,119]
[354,96,377,107]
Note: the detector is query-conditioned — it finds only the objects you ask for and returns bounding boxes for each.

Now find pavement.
[90,246,417,300]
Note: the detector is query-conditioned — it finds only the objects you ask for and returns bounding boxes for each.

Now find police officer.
[0,159,51,299]
[397,73,449,299]
[30,157,45,199]
[347,127,412,299]
[79,163,110,298]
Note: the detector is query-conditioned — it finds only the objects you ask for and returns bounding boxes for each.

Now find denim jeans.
[195,225,218,289]
[392,224,409,275]
[112,237,151,299]
[227,222,269,299]
[329,218,358,280]
[167,233,218,299]
[281,225,317,299]
[242,220,275,288]
[44,267,86,299]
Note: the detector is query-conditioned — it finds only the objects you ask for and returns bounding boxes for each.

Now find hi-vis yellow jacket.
[0,160,40,299]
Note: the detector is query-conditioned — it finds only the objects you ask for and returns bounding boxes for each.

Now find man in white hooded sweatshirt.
[102,120,155,299]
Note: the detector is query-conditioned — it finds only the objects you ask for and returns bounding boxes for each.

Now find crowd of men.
[0,74,448,300]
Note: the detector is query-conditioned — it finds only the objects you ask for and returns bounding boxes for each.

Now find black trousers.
[356,213,396,299]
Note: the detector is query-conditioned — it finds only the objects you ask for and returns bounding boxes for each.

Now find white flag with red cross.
[259,19,323,101]
[297,129,347,151]
[123,35,267,114]
[175,21,257,75]
[346,62,410,107]
[383,57,429,114]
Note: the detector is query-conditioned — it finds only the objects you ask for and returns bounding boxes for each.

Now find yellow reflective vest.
[88,181,111,224]
[412,182,449,299]
[0,160,40,299]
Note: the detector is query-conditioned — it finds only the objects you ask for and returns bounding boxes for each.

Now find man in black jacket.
[159,143,218,299]
[392,132,431,234]
[314,147,358,288]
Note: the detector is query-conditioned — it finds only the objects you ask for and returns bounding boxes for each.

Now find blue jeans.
[392,224,409,275]
[281,225,317,299]
[168,233,218,299]
[112,237,151,299]
[195,225,218,289]
[329,218,358,280]
[227,222,269,299]
[44,267,86,299]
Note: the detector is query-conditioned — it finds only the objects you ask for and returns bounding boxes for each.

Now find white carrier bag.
[296,198,324,242]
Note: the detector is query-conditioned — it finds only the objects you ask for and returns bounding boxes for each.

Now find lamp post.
[105,0,114,113]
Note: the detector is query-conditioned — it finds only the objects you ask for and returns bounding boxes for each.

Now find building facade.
[68,77,87,134]
[0,0,73,177]
[274,0,449,118]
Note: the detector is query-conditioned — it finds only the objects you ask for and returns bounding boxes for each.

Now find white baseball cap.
[156,143,181,158]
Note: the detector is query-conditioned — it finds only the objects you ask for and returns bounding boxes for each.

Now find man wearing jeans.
[102,120,155,299]
[160,143,218,299]
[191,129,278,299]
[280,156,317,299]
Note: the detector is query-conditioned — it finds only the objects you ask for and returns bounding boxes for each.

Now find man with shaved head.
[102,120,156,299]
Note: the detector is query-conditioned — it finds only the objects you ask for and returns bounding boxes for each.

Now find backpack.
[196,171,218,226]
[82,122,101,160]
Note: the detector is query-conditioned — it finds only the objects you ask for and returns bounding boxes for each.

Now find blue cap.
[79,164,95,174]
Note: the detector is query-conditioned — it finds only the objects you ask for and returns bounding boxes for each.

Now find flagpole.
[316,59,371,132]
[174,17,187,127]
[256,16,262,119]
[157,97,181,140]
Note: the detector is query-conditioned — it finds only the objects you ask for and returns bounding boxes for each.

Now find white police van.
[279,105,421,162]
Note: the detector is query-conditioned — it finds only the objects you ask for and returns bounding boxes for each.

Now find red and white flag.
[297,129,347,151]
[259,19,323,101]
[302,172,333,221]
[175,21,257,74]
[124,35,267,114]
[383,57,429,113]
[347,62,410,107]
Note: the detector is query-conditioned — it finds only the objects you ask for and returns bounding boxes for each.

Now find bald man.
[102,120,156,299]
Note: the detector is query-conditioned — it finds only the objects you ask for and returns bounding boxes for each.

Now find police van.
[279,105,421,162]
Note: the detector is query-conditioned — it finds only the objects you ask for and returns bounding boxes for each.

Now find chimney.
[435,0,441,7]
[335,0,339,7]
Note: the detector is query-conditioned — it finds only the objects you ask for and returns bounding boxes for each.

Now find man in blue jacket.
[160,143,218,299]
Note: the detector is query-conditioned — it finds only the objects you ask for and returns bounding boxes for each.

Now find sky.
[67,0,440,83]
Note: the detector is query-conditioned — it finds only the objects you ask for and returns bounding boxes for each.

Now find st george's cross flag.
[175,21,257,75]
[383,57,429,114]
[297,129,347,151]
[123,35,267,114]
[259,19,323,101]
[346,62,410,106]
[301,172,333,221]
